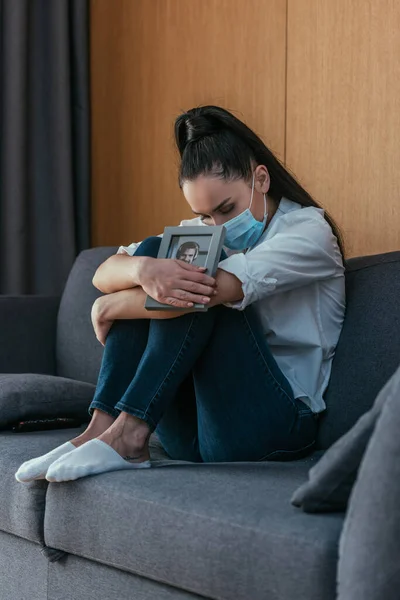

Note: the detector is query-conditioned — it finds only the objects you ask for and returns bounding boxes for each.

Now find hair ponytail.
[175,110,224,154]
[174,105,345,258]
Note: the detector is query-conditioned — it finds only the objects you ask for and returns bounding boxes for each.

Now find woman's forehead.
[182,175,246,209]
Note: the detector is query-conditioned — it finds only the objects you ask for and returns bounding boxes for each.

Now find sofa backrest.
[56,247,117,384]
[317,251,400,450]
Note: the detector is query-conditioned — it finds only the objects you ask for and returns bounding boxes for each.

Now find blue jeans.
[88,236,319,463]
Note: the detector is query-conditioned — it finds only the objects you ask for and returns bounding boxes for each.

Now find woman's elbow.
[92,277,108,293]
[92,267,112,294]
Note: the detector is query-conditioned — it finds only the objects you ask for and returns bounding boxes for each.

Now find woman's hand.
[91,299,114,346]
[137,256,217,308]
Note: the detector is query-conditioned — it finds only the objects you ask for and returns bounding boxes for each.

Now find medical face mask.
[223,172,268,251]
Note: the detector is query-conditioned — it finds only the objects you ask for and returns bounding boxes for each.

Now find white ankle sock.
[45,439,151,482]
[15,441,77,483]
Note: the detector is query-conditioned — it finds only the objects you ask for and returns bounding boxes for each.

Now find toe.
[45,468,57,481]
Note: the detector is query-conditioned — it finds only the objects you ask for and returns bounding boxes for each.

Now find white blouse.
[117,197,346,413]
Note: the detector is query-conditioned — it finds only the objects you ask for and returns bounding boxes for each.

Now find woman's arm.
[94,254,220,309]
[92,255,147,294]
[94,268,244,321]
[217,213,344,310]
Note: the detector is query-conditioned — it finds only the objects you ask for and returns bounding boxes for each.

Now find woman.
[15,105,346,483]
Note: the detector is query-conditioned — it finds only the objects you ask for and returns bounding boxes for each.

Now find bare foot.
[97,412,152,464]
[70,408,116,448]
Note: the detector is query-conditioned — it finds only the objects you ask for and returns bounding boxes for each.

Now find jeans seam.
[138,313,200,424]
[257,439,316,461]
[242,310,297,411]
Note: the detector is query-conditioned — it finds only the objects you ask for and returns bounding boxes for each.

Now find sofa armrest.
[0,295,60,375]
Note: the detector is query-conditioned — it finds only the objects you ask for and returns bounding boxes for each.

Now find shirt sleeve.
[116,241,142,256]
[116,217,204,256]
[217,211,344,310]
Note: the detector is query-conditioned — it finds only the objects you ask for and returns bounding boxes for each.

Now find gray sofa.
[1,246,400,600]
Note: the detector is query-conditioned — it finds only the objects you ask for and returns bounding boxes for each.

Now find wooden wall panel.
[286,0,400,257]
[90,0,287,247]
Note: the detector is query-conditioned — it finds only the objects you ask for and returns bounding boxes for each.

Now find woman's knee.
[133,236,162,258]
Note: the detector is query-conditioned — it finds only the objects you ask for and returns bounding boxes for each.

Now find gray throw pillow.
[291,364,400,513]
[336,363,400,599]
[0,373,96,428]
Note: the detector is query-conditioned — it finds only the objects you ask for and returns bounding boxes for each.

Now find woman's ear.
[255,165,270,194]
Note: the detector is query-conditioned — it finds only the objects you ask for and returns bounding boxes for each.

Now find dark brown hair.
[174,105,345,258]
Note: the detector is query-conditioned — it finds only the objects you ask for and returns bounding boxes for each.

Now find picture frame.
[144,225,226,311]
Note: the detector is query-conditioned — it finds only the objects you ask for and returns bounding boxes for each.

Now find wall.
[286,0,400,257]
[91,0,400,258]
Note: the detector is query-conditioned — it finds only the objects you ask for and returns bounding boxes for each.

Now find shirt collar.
[265,196,302,230]
[249,196,302,250]
[276,196,302,215]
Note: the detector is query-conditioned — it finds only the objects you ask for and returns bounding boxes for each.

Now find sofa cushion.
[56,247,117,384]
[46,550,207,600]
[44,450,343,600]
[318,251,400,450]
[0,427,84,543]
[0,374,95,427]
[0,530,49,600]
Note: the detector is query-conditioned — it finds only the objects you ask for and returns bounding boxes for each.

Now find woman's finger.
[171,288,211,305]
[163,296,195,308]
[173,258,206,272]
[178,279,217,297]
[177,268,216,287]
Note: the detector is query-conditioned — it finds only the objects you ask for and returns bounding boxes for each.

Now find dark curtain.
[0,0,90,295]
